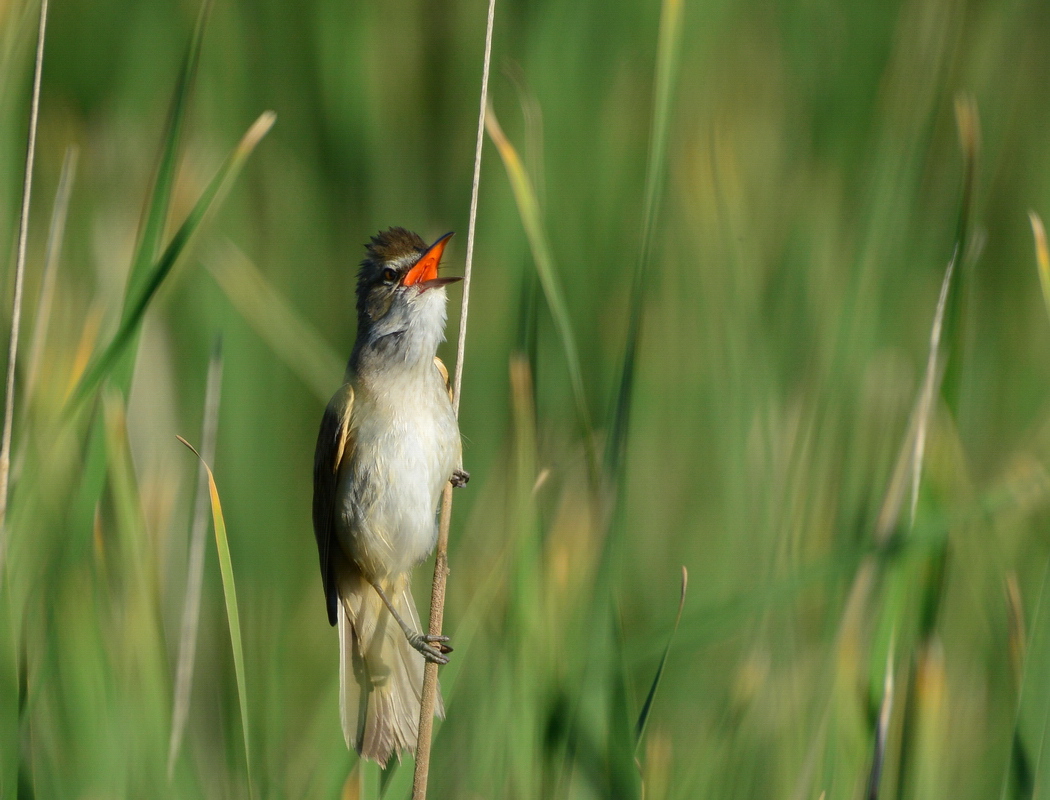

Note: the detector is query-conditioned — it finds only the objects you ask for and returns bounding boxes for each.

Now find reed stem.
[0,0,49,573]
[411,0,497,795]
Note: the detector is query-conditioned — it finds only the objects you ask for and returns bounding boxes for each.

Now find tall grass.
[3,0,1050,798]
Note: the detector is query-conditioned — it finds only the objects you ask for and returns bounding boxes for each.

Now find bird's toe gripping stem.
[409,632,453,664]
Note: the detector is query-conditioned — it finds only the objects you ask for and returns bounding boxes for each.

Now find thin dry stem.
[0,0,49,572]
[412,0,497,795]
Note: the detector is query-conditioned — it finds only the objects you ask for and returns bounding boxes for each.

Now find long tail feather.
[337,563,443,766]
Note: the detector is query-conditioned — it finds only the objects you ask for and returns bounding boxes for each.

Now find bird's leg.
[450,469,470,488]
[368,580,452,664]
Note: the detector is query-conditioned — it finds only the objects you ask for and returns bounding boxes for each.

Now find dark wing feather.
[312,383,355,626]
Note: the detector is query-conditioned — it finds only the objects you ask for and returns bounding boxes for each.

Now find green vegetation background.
[2,0,1050,797]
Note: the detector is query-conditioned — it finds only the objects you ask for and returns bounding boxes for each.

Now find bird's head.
[353,228,459,363]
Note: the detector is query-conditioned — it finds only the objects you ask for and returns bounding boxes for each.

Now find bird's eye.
[382,267,397,283]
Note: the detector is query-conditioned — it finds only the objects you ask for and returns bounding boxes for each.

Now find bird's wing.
[313,383,356,626]
[434,356,453,403]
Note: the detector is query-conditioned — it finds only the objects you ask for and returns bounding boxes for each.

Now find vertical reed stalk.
[0,0,49,572]
[411,0,497,795]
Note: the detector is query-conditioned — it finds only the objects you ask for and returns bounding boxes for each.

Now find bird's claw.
[451,469,470,488]
[409,632,452,664]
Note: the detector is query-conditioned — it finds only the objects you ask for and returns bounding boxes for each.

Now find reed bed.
[2,1,1050,798]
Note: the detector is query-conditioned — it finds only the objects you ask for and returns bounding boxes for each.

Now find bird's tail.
[336,562,444,766]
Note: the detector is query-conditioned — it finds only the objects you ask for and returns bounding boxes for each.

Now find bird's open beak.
[403,232,460,289]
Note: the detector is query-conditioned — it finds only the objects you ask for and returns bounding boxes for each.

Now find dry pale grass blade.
[814,98,980,800]
[953,97,980,260]
[1005,573,1026,686]
[906,246,957,528]
[204,241,342,403]
[1029,212,1050,320]
[176,435,253,798]
[24,145,77,408]
[503,62,546,208]
[167,338,224,779]
[869,100,978,542]
[0,0,48,568]
[486,104,597,479]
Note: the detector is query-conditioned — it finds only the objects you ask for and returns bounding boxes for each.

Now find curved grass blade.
[635,566,687,749]
[68,111,275,411]
[168,338,224,779]
[176,435,253,798]
[58,1,220,571]
[485,105,597,482]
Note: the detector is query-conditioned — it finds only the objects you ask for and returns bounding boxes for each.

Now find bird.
[312,227,469,766]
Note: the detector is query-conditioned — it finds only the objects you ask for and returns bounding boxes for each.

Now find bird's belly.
[338,397,459,579]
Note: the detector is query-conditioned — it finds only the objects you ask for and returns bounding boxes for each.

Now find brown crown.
[363,227,427,266]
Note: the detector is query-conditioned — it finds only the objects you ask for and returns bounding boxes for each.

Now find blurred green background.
[2,0,1050,797]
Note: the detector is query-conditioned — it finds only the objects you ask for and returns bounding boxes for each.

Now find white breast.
[337,361,460,579]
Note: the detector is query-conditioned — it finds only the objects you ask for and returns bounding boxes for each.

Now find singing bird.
[313,228,468,765]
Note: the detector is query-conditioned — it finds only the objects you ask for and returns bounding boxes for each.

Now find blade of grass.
[0,0,48,571]
[123,0,212,314]
[485,105,598,483]
[833,95,978,631]
[939,97,980,419]
[587,10,686,761]
[412,0,497,795]
[68,111,275,411]
[1029,212,1050,320]
[607,609,642,800]
[906,242,957,527]
[176,434,252,798]
[879,100,980,800]
[635,566,687,749]
[168,337,224,779]
[606,0,683,481]
[23,145,77,409]
[59,2,217,573]
[875,100,978,545]
[204,241,342,403]
[1002,570,1036,799]
[866,632,896,800]
[806,167,971,796]
[996,217,1050,800]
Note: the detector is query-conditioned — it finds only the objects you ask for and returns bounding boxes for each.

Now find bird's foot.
[408,632,452,664]
[451,469,470,488]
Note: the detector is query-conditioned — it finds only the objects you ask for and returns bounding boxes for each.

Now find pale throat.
[352,288,448,383]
